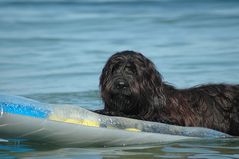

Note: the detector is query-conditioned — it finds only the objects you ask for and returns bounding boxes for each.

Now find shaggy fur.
[96,51,239,135]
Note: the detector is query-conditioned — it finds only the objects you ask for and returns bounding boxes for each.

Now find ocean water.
[0,0,239,158]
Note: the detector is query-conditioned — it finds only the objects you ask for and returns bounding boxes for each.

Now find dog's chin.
[109,92,134,114]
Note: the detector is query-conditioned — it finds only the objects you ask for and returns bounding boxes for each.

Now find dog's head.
[100,51,165,116]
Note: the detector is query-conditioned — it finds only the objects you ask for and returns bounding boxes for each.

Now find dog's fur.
[96,50,239,135]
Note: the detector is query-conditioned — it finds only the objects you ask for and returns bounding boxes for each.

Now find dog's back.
[168,84,239,135]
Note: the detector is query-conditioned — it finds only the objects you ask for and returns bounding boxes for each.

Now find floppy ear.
[99,53,121,89]
[99,55,116,90]
[138,58,166,119]
[99,61,115,106]
[99,64,110,88]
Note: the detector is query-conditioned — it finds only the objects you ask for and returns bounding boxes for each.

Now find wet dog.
[96,50,239,135]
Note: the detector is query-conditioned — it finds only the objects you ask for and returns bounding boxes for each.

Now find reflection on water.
[1,138,239,158]
[0,0,239,158]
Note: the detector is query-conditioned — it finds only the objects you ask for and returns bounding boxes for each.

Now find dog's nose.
[116,80,128,89]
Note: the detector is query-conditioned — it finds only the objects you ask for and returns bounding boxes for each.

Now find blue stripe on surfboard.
[0,102,49,118]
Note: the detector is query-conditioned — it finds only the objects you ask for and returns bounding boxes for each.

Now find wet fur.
[96,51,239,135]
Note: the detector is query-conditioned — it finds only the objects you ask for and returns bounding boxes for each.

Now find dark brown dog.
[96,50,239,135]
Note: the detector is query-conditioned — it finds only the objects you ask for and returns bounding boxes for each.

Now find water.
[0,0,239,158]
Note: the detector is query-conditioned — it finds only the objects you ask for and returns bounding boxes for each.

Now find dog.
[95,50,239,135]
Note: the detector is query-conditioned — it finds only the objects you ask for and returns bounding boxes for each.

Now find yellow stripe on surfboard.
[49,115,141,132]
[49,115,100,127]
[125,128,141,132]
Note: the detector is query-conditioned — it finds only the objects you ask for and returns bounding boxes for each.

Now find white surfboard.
[0,94,230,147]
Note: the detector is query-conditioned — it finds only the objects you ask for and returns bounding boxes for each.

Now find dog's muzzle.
[112,78,131,96]
[115,79,129,89]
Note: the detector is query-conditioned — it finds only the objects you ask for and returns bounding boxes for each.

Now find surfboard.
[0,94,230,147]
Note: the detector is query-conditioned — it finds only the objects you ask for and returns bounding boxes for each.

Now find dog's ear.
[99,59,112,107]
[99,64,109,88]
[137,57,166,116]
[99,56,115,88]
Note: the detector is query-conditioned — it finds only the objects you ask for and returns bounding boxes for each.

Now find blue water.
[1,0,239,158]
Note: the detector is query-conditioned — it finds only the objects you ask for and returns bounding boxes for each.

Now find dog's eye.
[112,63,121,73]
[112,62,137,75]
